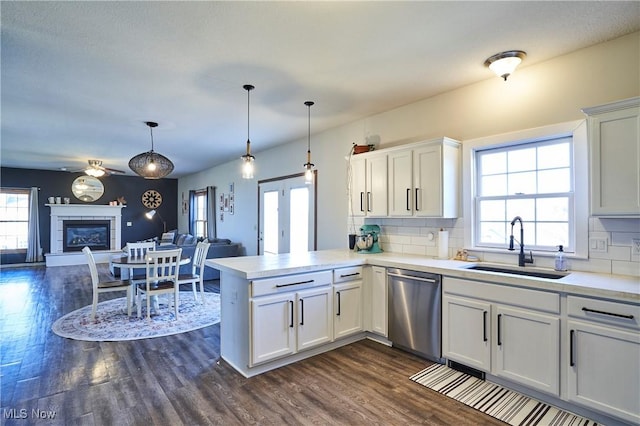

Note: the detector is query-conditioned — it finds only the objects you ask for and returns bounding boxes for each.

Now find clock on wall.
[141,189,162,209]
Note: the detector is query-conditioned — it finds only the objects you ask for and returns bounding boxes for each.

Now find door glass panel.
[263,190,279,255]
[289,187,309,253]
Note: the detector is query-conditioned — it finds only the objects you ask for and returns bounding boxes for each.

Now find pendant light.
[128,121,174,179]
[303,101,315,184]
[240,84,256,179]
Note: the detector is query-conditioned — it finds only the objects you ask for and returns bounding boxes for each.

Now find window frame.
[193,189,208,239]
[462,120,588,259]
[474,136,575,252]
[0,188,30,252]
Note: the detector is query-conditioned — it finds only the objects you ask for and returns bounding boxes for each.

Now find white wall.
[178,32,639,275]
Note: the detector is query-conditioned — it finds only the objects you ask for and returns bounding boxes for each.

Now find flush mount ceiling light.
[240,84,256,179]
[85,160,106,177]
[128,121,174,179]
[484,50,526,81]
[303,101,315,184]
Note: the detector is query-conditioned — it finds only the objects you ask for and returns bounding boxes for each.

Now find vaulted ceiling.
[2,1,638,178]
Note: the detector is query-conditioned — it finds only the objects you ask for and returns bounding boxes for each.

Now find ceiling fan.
[66,160,126,177]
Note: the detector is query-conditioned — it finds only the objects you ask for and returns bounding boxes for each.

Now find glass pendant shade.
[241,84,256,179]
[85,167,105,177]
[303,101,315,184]
[484,50,526,81]
[129,121,174,179]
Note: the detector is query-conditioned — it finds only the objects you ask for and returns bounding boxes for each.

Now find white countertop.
[207,249,640,303]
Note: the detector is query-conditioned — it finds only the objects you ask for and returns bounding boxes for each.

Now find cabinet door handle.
[289,300,294,328]
[340,272,360,278]
[367,192,372,212]
[483,311,488,342]
[276,279,314,288]
[360,192,365,212]
[406,188,411,211]
[582,307,634,320]
[336,291,341,316]
[415,188,420,211]
[570,329,575,367]
[497,314,502,346]
[300,299,304,326]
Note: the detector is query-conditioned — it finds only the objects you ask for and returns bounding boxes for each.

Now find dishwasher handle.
[387,271,437,283]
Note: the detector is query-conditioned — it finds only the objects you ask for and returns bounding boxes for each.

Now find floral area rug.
[52,292,220,341]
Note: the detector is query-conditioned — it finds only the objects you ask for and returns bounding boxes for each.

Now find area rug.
[410,364,600,426]
[52,292,220,342]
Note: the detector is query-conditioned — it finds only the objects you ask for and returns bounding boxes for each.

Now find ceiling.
[2,1,639,178]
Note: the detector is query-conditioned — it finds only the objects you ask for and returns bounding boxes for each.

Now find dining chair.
[83,246,132,322]
[136,248,182,320]
[126,241,156,258]
[176,241,211,304]
[125,241,156,284]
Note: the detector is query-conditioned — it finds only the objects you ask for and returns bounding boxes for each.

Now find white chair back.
[126,241,156,259]
[192,241,211,274]
[82,246,99,290]
[145,248,182,284]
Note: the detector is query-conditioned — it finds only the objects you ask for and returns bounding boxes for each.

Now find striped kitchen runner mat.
[410,363,600,426]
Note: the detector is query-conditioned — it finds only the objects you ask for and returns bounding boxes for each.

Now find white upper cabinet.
[350,153,387,217]
[388,137,460,218]
[583,97,640,217]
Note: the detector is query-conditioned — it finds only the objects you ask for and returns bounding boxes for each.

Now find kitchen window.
[475,137,574,251]
[463,120,588,257]
[0,189,30,250]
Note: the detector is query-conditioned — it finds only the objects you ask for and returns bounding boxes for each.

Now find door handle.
[367,192,372,212]
[336,291,341,316]
[570,329,575,366]
[582,307,634,319]
[406,188,411,211]
[300,299,304,326]
[497,314,502,346]
[360,192,365,212]
[289,300,294,328]
[483,311,488,342]
[415,188,420,211]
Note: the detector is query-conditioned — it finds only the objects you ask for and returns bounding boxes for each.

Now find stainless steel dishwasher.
[387,268,443,363]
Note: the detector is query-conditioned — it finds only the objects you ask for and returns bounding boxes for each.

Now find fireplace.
[62,220,111,252]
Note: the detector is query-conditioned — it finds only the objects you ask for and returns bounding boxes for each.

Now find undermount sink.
[463,264,569,280]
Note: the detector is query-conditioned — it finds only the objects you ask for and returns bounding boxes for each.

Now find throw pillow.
[159,232,176,246]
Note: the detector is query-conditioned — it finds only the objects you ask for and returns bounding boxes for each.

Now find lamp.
[484,50,526,81]
[85,165,105,178]
[240,84,256,179]
[145,209,166,233]
[303,101,315,184]
[128,121,174,179]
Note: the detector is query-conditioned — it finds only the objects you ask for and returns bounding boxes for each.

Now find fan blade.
[103,167,126,174]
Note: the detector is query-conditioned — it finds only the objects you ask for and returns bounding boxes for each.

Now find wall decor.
[141,189,162,208]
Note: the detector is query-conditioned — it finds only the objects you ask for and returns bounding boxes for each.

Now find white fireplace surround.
[45,204,124,266]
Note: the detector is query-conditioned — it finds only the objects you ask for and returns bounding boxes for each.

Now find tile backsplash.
[350,216,640,277]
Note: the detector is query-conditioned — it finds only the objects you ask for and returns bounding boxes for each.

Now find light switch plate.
[589,237,607,253]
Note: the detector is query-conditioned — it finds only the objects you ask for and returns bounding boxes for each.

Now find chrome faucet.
[509,216,534,267]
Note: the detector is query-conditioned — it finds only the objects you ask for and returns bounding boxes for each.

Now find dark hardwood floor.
[0,264,504,425]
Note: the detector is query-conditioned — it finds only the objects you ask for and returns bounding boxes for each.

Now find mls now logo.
[4,408,57,419]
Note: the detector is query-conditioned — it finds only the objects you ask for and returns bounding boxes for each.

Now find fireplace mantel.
[45,204,125,266]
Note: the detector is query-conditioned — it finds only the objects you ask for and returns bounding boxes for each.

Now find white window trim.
[462,119,588,259]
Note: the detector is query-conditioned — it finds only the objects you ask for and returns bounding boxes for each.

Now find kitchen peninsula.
[208,249,639,425]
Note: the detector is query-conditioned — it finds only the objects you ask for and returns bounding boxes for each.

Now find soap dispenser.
[554,245,567,271]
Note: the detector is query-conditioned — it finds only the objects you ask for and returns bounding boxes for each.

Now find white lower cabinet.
[369,266,387,337]
[334,267,363,339]
[442,277,560,396]
[566,296,640,424]
[250,271,333,366]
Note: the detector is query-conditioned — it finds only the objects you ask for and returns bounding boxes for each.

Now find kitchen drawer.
[443,277,559,314]
[567,295,640,330]
[251,270,332,297]
[333,266,363,283]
